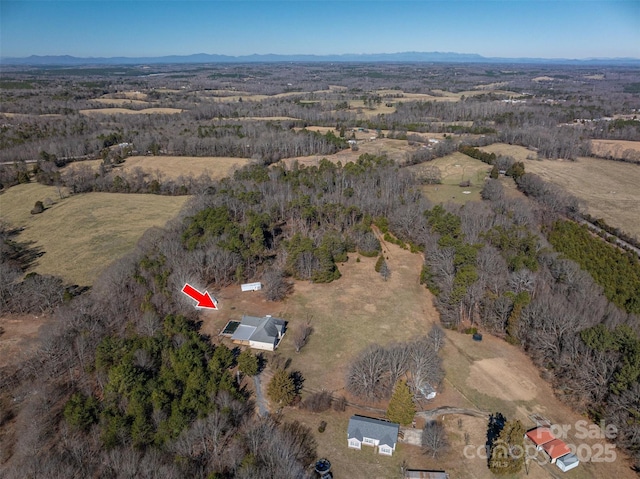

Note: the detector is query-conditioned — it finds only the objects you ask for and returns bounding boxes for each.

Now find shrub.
[30,200,44,215]
[333,395,347,412]
[318,421,327,433]
[301,390,332,412]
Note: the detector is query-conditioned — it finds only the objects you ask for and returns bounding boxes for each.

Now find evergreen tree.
[267,368,296,406]
[386,380,416,425]
[488,418,525,475]
[238,349,259,376]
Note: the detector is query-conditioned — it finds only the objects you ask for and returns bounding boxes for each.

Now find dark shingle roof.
[347,416,399,448]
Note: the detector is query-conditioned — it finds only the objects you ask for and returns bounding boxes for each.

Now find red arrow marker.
[181,283,218,309]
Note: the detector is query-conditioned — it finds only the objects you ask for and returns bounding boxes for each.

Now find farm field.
[408,152,492,204]
[91,98,151,106]
[590,139,640,159]
[0,183,189,285]
[79,107,183,115]
[201,234,634,479]
[480,143,640,239]
[120,155,252,180]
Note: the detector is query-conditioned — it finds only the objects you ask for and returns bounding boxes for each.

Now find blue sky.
[1,1,639,59]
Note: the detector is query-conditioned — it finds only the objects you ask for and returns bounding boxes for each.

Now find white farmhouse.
[347,415,400,456]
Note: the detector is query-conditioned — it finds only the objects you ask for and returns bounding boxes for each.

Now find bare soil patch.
[0,315,46,369]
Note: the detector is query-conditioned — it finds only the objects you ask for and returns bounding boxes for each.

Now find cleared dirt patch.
[121,156,251,180]
[0,183,189,285]
[0,315,46,369]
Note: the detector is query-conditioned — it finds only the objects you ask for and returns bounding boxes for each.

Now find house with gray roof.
[230,315,286,351]
[347,415,400,456]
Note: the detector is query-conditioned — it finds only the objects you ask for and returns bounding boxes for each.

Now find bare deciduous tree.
[293,321,313,353]
[422,420,449,458]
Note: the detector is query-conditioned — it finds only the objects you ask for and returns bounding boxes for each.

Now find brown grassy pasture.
[590,139,640,159]
[120,156,251,180]
[282,136,415,167]
[79,107,183,115]
[0,183,189,285]
[407,152,492,204]
[480,143,640,238]
[524,157,640,239]
[91,98,150,106]
[479,142,539,161]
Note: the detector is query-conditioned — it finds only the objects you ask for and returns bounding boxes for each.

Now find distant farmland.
[480,143,640,239]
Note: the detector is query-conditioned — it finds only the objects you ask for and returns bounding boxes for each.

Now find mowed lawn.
[407,152,492,204]
[480,143,640,239]
[0,183,189,285]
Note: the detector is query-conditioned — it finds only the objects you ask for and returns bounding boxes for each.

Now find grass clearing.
[407,152,491,205]
[0,183,189,285]
[479,143,640,238]
[79,107,183,115]
[91,98,151,106]
[120,156,252,180]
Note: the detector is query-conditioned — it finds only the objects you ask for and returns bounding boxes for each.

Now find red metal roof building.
[524,427,555,449]
[541,438,572,463]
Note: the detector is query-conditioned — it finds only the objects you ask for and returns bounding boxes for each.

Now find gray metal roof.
[347,416,399,448]
[230,324,256,342]
[231,315,285,345]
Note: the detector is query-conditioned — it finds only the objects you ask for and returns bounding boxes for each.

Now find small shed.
[417,382,437,400]
[556,452,579,472]
[241,282,262,292]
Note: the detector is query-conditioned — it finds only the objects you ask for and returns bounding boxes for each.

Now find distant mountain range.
[2,51,640,66]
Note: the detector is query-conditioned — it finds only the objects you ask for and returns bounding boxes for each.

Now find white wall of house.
[248,340,275,351]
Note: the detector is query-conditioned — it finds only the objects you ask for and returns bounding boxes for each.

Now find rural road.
[253,374,268,416]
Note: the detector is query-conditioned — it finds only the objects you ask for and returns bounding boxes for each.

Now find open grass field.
[0,183,189,285]
[407,152,492,205]
[479,143,640,238]
[479,142,538,161]
[120,155,252,180]
[79,107,183,115]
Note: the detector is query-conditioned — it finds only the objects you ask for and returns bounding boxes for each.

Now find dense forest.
[1,63,639,477]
